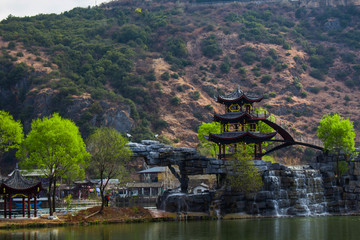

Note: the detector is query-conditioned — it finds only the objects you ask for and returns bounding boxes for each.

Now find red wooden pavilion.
[1,168,42,219]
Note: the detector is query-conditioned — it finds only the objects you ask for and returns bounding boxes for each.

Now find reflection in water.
[2,217,360,240]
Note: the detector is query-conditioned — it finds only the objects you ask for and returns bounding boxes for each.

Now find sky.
[0,0,110,21]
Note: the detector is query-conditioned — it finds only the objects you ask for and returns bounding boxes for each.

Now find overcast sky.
[0,0,110,21]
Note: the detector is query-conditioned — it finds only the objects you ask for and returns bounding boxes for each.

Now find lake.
[1,216,360,240]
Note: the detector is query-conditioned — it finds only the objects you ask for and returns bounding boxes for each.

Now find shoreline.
[1,206,360,230]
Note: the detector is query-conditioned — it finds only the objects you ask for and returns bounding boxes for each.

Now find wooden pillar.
[9,194,12,219]
[218,144,221,159]
[27,194,31,218]
[254,144,257,159]
[258,143,262,160]
[222,144,225,159]
[4,196,7,218]
[34,195,37,218]
[22,197,25,217]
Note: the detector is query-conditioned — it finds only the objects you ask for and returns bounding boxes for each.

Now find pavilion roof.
[217,86,263,104]
[213,112,267,124]
[1,168,42,193]
[205,131,277,144]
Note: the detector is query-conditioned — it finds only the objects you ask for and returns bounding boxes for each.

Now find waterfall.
[259,167,327,216]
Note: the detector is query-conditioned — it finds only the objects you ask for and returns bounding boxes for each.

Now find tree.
[227,153,263,193]
[317,113,356,179]
[0,110,24,156]
[201,34,222,58]
[197,122,222,157]
[17,113,89,216]
[86,127,132,213]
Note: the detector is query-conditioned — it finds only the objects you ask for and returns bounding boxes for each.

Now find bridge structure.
[130,87,326,192]
[204,86,323,160]
[260,118,323,156]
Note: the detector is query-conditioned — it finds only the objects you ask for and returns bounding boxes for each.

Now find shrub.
[220,60,231,73]
[310,69,324,80]
[114,24,149,44]
[190,91,201,100]
[239,67,247,75]
[241,48,258,65]
[341,53,356,63]
[285,96,293,102]
[171,96,181,106]
[193,112,204,120]
[269,92,277,98]
[161,72,170,81]
[171,73,179,79]
[166,37,188,58]
[145,71,156,81]
[261,56,275,69]
[201,34,222,58]
[154,82,162,90]
[154,119,169,130]
[260,74,272,84]
[308,86,321,94]
[344,95,351,101]
[7,41,16,50]
[300,91,308,98]
[205,105,213,111]
[282,42,291,50]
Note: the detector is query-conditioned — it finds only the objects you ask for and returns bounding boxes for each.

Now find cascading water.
[256,166,328,216]
[288,168,327,216]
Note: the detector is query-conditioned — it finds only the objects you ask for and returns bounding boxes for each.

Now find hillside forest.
[0,0,360,170]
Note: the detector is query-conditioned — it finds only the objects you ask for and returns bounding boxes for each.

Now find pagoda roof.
[205,131,277,144]
[214,111,267,124]
[1,168,42,193]
[217,86,263,104]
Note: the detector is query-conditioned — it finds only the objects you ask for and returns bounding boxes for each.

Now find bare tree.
[86,127,132,213]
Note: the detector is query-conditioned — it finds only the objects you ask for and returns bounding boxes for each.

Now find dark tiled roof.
[2,168,41,190]
[213,112,267,123]
[217,86,263,103]
[205,131,277,144]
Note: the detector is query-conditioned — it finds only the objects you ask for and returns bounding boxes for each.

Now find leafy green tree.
[17,113,89,216]
[227,153,263,193]
[0,110,24,156]
[197,122,222,157]
[86,127,132,213]
[317,113,356,179]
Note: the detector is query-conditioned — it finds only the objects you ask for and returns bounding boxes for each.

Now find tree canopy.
[86,127,132,212]
[227,153,263,193]
[317,113,356,154]
[0,110,24,155]
[17,113,89,215]
[197,122,221,157]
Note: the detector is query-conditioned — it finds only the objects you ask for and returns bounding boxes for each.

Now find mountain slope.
[0,1,359,158]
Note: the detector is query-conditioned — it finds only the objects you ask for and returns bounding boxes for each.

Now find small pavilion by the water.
[1,167,42,219]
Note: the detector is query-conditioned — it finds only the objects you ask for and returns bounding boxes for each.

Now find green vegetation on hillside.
[0,1,359,160]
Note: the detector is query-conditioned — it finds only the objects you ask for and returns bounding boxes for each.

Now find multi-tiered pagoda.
[206,86,277,160]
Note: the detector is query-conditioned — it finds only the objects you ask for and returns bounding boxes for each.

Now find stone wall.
[130,141,360,216]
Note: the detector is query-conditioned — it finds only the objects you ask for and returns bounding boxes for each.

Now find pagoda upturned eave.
[216,86,263,104]
[213,112,267,124]
[205,131,277,144]
[217,95,263,104]
[1,169,42,194]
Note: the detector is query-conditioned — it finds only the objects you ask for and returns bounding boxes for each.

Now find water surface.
[1,216,360,240]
